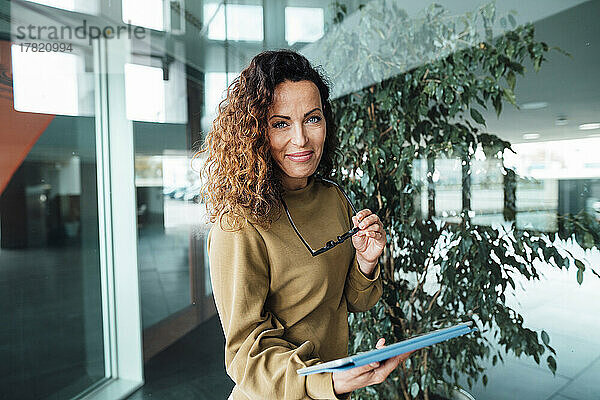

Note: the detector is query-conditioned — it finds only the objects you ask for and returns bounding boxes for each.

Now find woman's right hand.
[332,338,413,396]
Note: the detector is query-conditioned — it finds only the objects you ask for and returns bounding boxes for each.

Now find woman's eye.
[272,121,287,129]
[307,115,322,123]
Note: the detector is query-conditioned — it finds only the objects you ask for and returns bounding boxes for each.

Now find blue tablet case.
[297,321,476,375]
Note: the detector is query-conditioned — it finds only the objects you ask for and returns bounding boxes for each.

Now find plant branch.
[422,68,430,81]
[399,362,411,400]
[380,125,393,137]
[426,287,442,312]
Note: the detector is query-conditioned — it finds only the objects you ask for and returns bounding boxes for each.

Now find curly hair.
[197,49,338,231]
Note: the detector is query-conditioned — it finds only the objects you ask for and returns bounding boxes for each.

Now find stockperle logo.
[15,20,147,46]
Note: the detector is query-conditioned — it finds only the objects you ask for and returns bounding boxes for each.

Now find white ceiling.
[484,0,600,144]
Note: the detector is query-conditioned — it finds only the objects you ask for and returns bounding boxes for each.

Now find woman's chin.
[287,167,317,178]
[281,162,318,177]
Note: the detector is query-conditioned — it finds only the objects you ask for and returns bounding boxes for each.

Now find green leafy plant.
[326,2,600,399]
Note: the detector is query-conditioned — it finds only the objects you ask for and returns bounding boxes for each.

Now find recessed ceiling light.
[555,116,568,126]
[523,133,540,140]
[520,101,548,110]
[579,123,600,130]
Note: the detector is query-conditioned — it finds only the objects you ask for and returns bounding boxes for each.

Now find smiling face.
[267,80,326,190]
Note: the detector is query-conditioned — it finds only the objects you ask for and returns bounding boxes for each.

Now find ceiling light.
[579,123,600,131]
[555,116,568,126]
[523,133,540,140]
[520,101,548,110]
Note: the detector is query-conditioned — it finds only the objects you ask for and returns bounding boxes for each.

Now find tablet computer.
[297,321,476,375]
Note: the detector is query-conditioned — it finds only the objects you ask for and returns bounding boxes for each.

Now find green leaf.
[541,330,550,346]
[353,330,364,352]
[575,259,585,271]
[482,374,488,386]
[470,108,486,126]
[410,382,420,397]
[493,94,503,117]
[503,87,517,107]
[577,269,584,285]
[547,355,557,375]
[506,71,516,90]
[534,56,542,72]
[508,14,517,28]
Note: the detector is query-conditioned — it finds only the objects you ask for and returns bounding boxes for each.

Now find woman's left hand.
[351,209,386,278]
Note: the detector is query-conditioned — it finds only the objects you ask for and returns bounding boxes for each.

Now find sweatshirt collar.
[282,175,316,199]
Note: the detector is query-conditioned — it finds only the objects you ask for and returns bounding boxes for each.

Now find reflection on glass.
[124,60,188,123]
[122,0,164,31]
[285,7,324,45]
[124,63,166,122]
[503,138,600,231]
[204,71,239,118]
[470,158,504,227]
[414,135,600,232]
[1,67,105,400]
[11,47,89,116]
[23,0,99,14]
[204,3,263,41]
[505,138,600,180]
[135,151,210,328]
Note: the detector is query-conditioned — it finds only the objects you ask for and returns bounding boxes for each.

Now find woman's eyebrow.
[269,107,322,120]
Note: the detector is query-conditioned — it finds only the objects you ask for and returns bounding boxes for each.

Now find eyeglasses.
[281,176,360,257]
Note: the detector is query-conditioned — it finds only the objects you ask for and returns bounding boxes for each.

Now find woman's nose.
[290,123,309,147]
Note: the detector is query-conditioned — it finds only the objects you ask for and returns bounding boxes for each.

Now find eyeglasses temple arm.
[319,177,358,214]
[280,198,318,256]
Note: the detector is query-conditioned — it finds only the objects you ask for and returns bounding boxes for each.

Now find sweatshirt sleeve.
[333,186,384,313]
[208,221,344,400]
[344,256,383,313]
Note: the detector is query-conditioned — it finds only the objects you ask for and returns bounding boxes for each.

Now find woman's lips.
[286,151,313,162]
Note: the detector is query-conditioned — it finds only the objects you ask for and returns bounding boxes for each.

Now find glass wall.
[0,2,106,398]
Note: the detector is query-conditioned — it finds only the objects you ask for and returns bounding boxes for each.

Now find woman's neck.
[282,176,309,191]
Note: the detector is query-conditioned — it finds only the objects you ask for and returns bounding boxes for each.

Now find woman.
[200,49,411,399]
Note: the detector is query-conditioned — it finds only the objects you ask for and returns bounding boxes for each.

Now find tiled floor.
[0,245,105,399]
[137,198,210,329]
[138,224,193,329]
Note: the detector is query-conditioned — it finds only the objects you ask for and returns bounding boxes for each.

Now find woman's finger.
[363,224,384,234]
[349,361,382,377]
[380,350,413,370]
[365,231,383,239]
[355,209,373,223]
[376,354,407,377]
[357,214,380,230]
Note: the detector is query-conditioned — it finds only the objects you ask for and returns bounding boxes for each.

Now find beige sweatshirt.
[208,177,383,399]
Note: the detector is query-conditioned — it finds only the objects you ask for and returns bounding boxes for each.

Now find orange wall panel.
[0,40,55,196]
